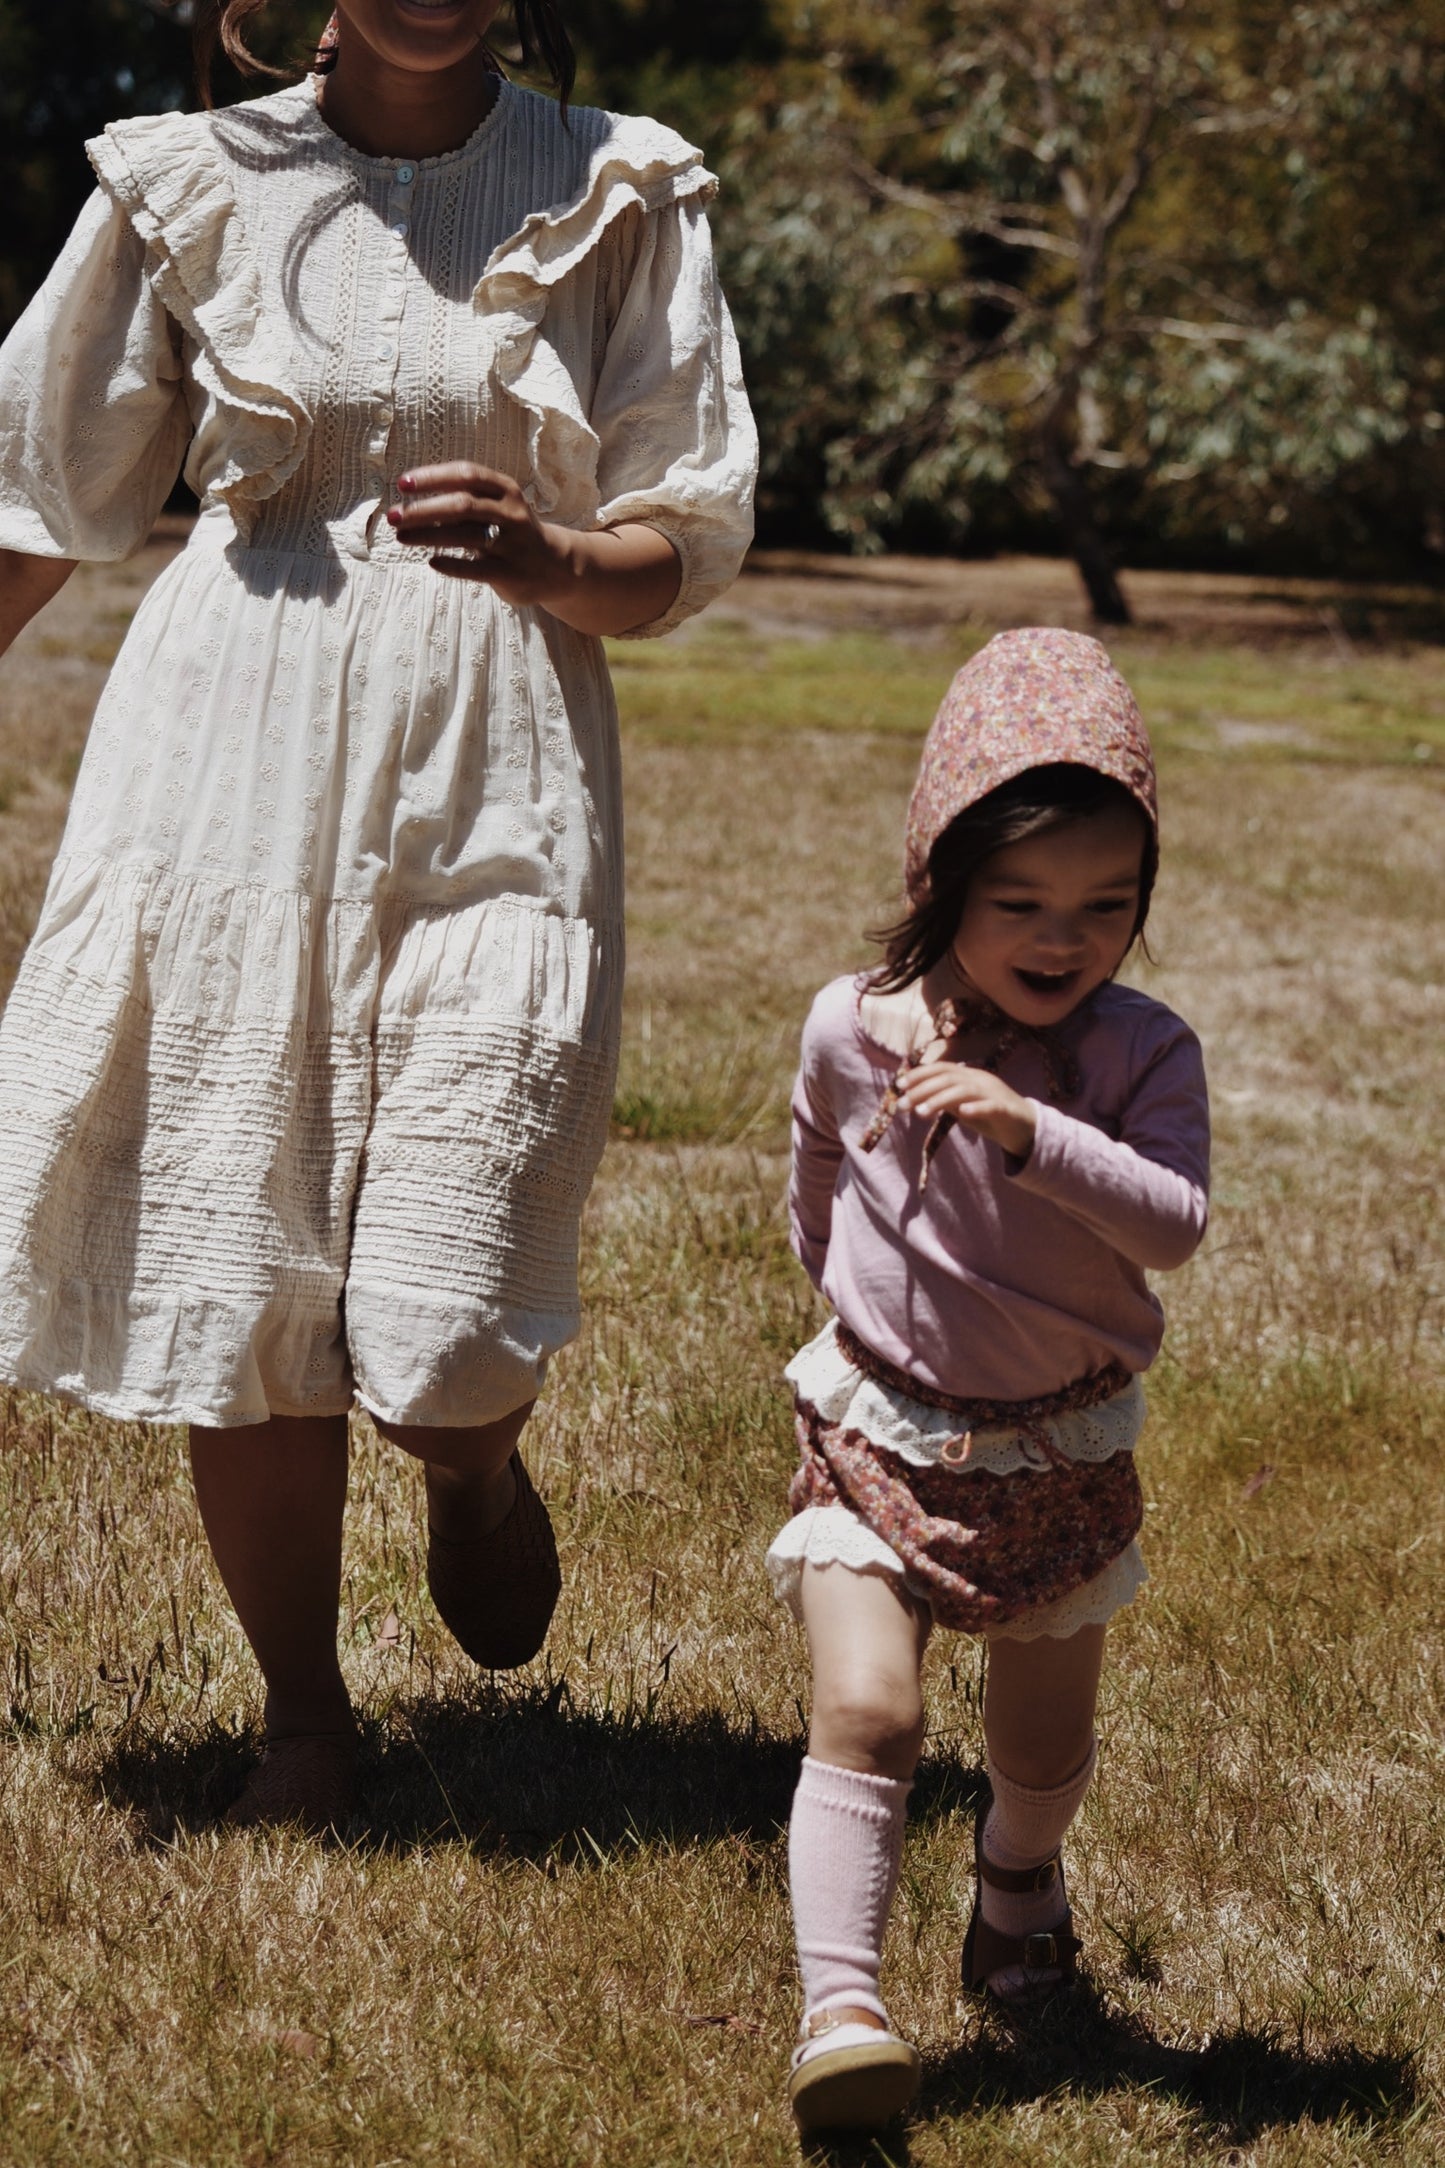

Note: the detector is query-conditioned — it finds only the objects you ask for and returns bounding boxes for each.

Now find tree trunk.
[1039,437,1132,626]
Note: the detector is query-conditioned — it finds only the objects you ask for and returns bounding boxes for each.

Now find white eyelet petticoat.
[766,1319,1149,1641]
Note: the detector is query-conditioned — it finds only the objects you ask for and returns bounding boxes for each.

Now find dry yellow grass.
[0,539,1442,2164]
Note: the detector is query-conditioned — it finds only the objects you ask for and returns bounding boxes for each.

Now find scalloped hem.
[765,1506,1147,1642]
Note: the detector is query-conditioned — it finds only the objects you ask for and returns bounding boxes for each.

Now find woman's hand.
[386,464,681,636]
[897,1062,1037,1161]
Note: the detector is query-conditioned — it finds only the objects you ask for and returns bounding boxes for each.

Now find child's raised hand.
[897,1062,1037,1161]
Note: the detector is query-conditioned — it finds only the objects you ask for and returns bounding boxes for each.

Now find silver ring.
[451,528,497,564]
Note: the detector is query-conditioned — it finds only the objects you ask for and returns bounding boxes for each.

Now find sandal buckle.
[1022,1932,1058,1968]
[800,2009,844,2041]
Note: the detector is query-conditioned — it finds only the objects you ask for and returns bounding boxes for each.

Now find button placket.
[364,168,415,538]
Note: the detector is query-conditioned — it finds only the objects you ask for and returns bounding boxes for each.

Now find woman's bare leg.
[189,1413,352,1739]
[373,1403,555,1669]
[370,1402,535,1540]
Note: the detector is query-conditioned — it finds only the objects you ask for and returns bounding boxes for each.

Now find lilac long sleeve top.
[789,976,1210,1401]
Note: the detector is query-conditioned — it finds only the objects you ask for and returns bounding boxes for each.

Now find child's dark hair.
[871,764,1157,994]
[189,3,576,115]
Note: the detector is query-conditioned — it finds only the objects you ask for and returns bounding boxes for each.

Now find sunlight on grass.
[606,621,1445,768]
[0,557,1441,2162]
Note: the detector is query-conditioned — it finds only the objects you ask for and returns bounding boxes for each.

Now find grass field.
[0,542,1442,2165]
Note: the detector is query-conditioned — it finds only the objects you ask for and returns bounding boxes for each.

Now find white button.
[395,164,415,185]
[391,219,409,239]
[377,340,394,360]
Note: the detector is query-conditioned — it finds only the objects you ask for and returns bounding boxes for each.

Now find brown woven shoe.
[223,1730,358,1839]
[426,1453,561,1668]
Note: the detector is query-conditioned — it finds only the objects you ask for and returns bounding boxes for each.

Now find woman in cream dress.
[0,0,755,1826]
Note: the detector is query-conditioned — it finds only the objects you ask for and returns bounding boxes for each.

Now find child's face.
[951,803,1147,1026]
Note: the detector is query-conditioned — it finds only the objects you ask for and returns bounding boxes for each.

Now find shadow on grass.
[917,1978,1419,2148]
[90,1680,983,1857]
[797,1986,1420,2164]
[89,1708,1416,2150]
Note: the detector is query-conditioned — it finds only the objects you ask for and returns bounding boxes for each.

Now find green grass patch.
[607,622,1445,768]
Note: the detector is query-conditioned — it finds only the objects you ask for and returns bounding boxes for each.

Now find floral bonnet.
[903,629,1158,903]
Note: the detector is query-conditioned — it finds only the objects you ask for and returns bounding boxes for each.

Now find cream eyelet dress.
[0,77,757,1429]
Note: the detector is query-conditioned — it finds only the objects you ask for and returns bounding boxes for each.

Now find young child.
[0,0,754,1831]
[768,629,1210,2134]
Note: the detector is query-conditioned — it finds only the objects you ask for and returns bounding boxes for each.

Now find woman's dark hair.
[190,4,576,115]
[870,764,1157,994]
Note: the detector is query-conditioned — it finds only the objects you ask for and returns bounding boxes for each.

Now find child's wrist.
[999,1103,1036,1161]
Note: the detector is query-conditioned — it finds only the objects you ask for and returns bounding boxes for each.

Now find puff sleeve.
[589,192,756,639]
[0,187,189,562]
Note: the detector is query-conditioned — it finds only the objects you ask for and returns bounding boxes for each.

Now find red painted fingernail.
[398,474,415,491]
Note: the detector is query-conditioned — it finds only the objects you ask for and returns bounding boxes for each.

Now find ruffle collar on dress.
[471,104,716,524]
[85,82,716,536]
[86,97,312,531]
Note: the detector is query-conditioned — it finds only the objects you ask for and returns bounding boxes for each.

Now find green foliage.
[3,0,1444,581]
[714,0,1445,593]
[0,0,188,331]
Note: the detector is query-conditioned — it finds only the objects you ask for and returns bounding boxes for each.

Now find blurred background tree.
[718,0,1442,617]
[2,0,1442,613]
[0,0,331,329]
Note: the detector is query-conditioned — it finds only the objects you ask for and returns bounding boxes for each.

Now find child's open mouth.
[1013,967,1081,997]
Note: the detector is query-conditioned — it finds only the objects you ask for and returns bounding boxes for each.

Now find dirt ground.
[729,547,1445,647]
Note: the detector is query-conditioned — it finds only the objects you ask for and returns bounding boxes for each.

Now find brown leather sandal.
[426,1452,561,1669]
[223,1730,358,1839]
[961,1793,1081,1995]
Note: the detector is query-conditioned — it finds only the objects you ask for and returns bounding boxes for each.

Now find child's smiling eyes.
[988,897,1134,919]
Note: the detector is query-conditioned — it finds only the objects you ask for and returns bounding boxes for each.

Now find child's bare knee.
[811,1672,925,1776]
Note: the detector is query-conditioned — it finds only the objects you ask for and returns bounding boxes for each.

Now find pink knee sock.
[979,1738,1097,1982]
[788,1755,912,2023]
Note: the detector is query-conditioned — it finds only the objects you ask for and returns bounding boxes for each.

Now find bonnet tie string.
[859,994,1082,1193]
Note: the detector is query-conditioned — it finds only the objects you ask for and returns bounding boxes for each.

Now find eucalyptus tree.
[725,0,1427,617]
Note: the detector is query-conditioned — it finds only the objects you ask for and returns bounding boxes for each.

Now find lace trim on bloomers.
[765,1318,1149,1640]
[766,1511,1147,1642]
[783,1316,1145,1475]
